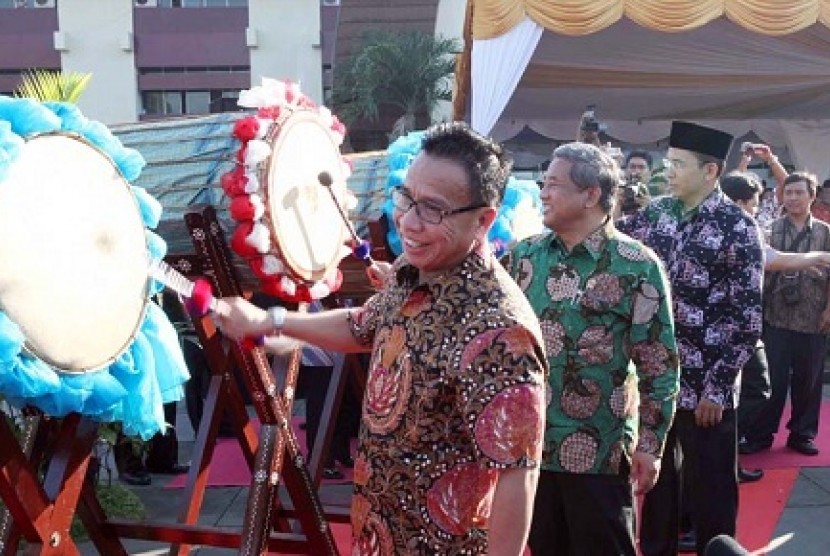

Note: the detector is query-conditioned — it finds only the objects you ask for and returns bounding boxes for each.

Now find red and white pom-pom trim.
[222,77,353,303]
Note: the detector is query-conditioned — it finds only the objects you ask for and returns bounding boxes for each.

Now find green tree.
[332,30,460,144]
[14,69,92,103]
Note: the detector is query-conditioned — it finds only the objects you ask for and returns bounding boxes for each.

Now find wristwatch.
[267,306,287,335]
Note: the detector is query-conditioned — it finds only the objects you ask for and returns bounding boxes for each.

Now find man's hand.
[212,296,270,341]
[694,399,724,428]
[366,261,392,289]
[630,451,661,495]
[751,144,774,163]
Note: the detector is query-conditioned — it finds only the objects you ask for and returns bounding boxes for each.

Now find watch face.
[269,306,286,331]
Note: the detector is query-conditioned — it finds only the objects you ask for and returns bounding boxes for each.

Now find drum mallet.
[318,171,374,266]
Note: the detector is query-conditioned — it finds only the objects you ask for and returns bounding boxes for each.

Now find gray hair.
[552,142,621,213]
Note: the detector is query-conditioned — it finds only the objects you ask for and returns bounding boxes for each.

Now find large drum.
[224,79,354,302]
[0,97,188,438]
[0,132,149,373]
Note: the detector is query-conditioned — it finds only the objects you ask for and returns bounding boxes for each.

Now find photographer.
[624,150,653,185]
[576,106,602,147]
[740,172,830,458]
[618,150,653,216]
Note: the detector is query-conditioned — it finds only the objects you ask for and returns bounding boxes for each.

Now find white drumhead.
[265,111,349,282]
[0,133,149,373]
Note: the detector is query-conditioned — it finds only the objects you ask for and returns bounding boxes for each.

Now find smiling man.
[214,122,547,555]
[505,142,679,555]
[619,122,764,555]
[741,172,830,458]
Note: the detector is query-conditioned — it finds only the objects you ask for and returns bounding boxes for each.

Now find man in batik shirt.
[619,121,764,556]
[215,122,547,555]
[505,142,679,555]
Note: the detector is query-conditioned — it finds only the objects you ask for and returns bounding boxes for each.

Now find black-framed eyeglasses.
[391,187,486,225]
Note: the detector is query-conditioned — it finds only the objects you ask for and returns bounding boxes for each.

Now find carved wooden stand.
[95,206,343,555]
[0,205,366,555]
[0,412,107,555]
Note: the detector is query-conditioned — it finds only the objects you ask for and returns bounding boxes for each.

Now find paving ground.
[70,388,830,555]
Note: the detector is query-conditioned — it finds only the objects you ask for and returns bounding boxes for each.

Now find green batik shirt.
[505,219,679,475]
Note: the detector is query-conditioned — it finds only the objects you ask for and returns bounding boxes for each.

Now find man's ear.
[478,206,498,231]
[585,185,603,209]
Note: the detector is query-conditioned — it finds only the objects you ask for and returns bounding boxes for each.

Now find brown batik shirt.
[346,252,547,555]
[764,215,830,334]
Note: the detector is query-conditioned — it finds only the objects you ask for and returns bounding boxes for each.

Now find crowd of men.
[213,119,828,556]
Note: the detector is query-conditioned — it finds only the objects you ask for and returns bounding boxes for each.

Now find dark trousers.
[146,401,179,471]
[747,325,826,443]
[528,468,636,556]
[737,342,771,439]
[640,410,738,556]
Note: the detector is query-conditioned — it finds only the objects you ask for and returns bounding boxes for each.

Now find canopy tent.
[467,0,830,179]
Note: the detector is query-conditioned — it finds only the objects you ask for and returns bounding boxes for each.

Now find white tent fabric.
[471,17,543,135]
[472,16,830,179]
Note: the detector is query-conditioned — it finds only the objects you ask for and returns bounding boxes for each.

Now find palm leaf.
[14,69,92,103]
[332,30,460,130]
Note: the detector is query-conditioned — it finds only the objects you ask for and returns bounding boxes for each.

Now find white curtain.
[779,121,830,181]
[471,16,542,135]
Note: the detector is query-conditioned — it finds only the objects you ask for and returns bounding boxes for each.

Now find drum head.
[0,133,149,373]
[264,110,349,282]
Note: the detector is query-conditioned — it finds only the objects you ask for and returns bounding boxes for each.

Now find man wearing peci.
[214,122,547,555]
[505,142,679,555]
[619,122,764,555]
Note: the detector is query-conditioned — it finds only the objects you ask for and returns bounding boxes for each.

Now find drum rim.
[260,109,349,283]
[2,131,151,375]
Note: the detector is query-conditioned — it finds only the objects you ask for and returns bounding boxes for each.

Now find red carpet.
[735,467,798,553]
[630,468,798,556]
[166,410,810,555]
[741,401,830,469]
[165,418,353,489]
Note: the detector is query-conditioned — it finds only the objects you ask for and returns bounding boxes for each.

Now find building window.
[158,0,247,7]
[142,89,241,116]
[139,66,249,75]
[0,0,56,8]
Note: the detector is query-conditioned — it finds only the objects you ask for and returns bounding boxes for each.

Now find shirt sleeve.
[702,220,764,405]
[459,325,547,470]
[616,207,650,243]
[628,261,679,458]
[347,292,383,346]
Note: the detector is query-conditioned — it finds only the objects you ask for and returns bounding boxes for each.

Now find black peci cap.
[669,121,734,160]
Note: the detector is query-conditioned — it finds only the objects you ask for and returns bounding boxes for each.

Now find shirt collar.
[547,216,615,260]
[394,250,489,289]
[785,213,815,231]
[665,186,724,221]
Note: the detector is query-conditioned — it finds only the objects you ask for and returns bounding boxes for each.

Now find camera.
[619,175,647,215]
[581,115,600,132]
[780,272,802,305]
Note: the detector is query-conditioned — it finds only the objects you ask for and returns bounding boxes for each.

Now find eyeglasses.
[391,187,486,225]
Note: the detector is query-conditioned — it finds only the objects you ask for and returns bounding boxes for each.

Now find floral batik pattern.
[619,188,764,410]
[505,220,679,475]
[347,253,547,555]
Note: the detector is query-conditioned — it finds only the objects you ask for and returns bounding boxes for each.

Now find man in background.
[740,172,830,458]
[506,142,678,555]
[620,122,764,555]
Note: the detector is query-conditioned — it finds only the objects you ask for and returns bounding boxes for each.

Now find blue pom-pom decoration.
[0,95,188,438]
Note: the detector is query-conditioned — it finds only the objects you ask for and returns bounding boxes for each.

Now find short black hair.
[720,171,763,203]
[624,150,652,169]
[421,122,513,207]
[783,171,818,197]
